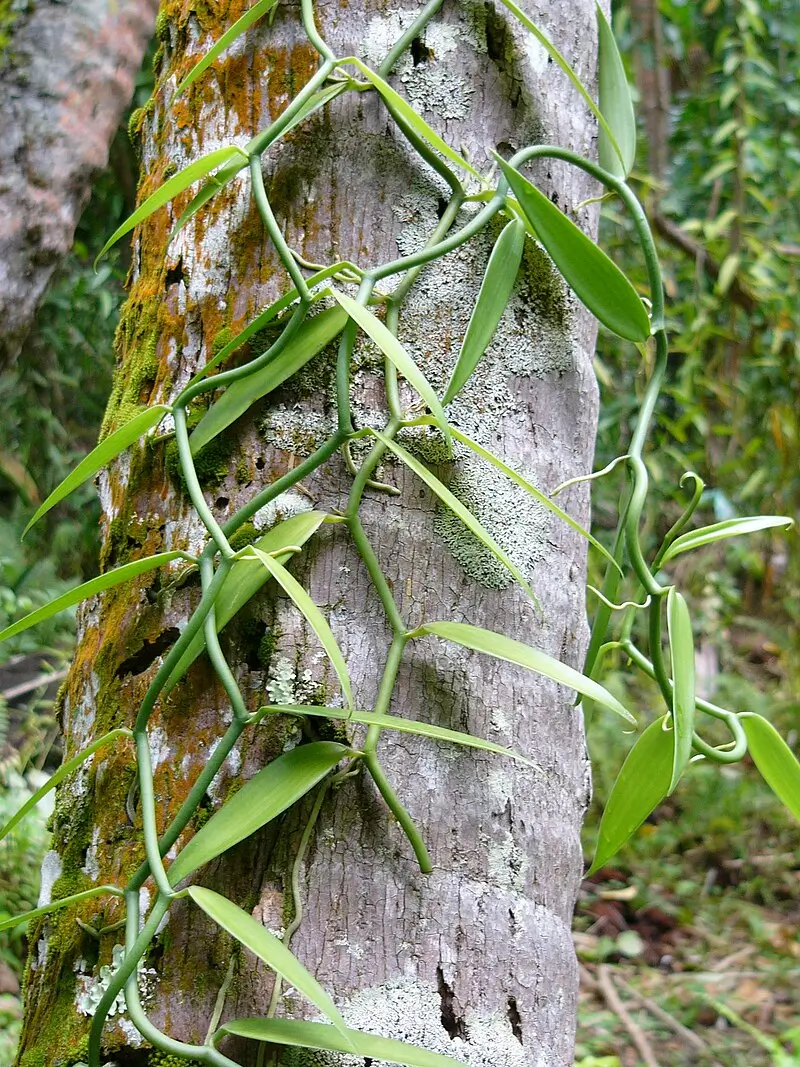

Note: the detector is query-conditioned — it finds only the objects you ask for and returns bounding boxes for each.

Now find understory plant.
[0,2,797,1066]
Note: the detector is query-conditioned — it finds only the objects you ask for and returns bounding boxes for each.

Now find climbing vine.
[1,1,798,1065]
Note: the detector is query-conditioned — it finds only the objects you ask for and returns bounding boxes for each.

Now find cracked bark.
[18,1,602,1064]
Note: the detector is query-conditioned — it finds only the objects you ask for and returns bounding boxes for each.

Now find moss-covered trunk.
[18,1,601,1064]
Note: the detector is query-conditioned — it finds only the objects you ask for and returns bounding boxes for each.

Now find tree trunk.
[18,1,600,1065]
[0,0,159,370]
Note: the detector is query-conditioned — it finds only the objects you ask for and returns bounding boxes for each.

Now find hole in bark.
[255,456,266,470]
[165,256,187,288]
[484,1,510,64]
[215,496,229,509]
[436,196,449,220]
[410,35,433,65]
[437,965,468,1040]
[238,618,268,672]
[116,628,180,678]
[507,995,523,1043]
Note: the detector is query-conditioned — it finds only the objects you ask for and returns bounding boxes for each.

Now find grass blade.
[443,218,525,404]
[596,3,636,178]
[96,145,249,265]
[249,548,354,709]
[23,406,169,538]
[666,588,695,793]
[414,620,634,723]
[660,515,794,564]
[332,291,451,447]
[168,742,349,885]
[176,0,280,95]
[741,715,800,821]
[189,307,347,454]
[494,154,650,341]
[0,552,187,644]
[188,888,354,1046]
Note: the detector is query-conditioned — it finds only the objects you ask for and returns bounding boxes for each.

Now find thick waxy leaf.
[190,307,347,454]
[372,433,536,604]
[346,58,481,181]
[1,729,131,843]
[667,589,695,793]
[494,0,624,166]
[414,621,634,723]
[596,3,636,178]
[332,291,451,447]
[660,515,794,564]
[249,548,354,709]
[741,715,800,821]
[0,552,186,643]
[163,512,330,693]
[443,219,525,404]
[0,886,123,933]
[176,0,280,94]
[260,704,534,765]
[96,145,248,264]
[589,718,673,874]
[216,1017,465,1067]
[168,742,349,885]
[494,155,650,342]
[23,406,169,538]
[188,888,353,1045]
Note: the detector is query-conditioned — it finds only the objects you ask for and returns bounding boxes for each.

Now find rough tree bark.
[0,0,159,370]
[18,1,601,1064]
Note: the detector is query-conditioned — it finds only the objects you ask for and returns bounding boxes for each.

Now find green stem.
[246,59,336,157]
[299,0,336,61]
[250,155,311,299]
[363,752,432,872]
[379,0,445,76]
[174,405,234,559]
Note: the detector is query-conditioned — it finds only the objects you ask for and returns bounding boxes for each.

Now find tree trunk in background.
[18,1,600,1064]
[0,0,158,370]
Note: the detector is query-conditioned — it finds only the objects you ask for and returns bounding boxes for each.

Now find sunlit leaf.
[413,621,634,722]
[345,59,481,181]
[596,3,636,178]
[188,888,354,1045]
[332,291,451,447]
[176,0,280,94]
[372,433,537,604]
[249,548,354,709]
[741,715,800,821]
[259,704,534,765]
[163,512,331,693]
[190,307,347,453]
[0,886,123,933]
[494,155,650,342]
[167,156,248,245]
[168,742,349,885]
[0,552,187,644]
[443,219,525,404]
[588,718,673,874]
[666,588,695,793]
[660,515,793,564]
[96,145,249,264]
[23,406,170,538]
[216,1017,465,1067]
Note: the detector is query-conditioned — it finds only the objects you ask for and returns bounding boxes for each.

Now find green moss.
[0,0,19,56]
[228,522,257,552]
[258,628,279,669]
[212,326,235,354]
[163,160,178,179]
[235,456,252,484]
[155,7,171,40]
[165,429,235,491]
[149,1051,204,1066]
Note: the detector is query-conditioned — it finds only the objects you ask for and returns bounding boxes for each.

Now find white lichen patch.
[37,850,62,909]
[147,724,171,771]
[81,825,102,881]
[266,655,296,705]
[75,944,156,1021]
[401,65,474,122]
[252,489,314,531]
[487,828,530,893]
[281,977,530,1067]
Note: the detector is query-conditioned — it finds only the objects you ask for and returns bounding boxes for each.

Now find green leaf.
[0,552,187,644]
[741,715,800,821]
[216,1017,465,1067]
[660,516,793,564]
[372,433,537,605]
[588,717,673,874]
[443,219,525,404]
[413,621,634,723]
[22,406,170,538]
[345,58,482,181]
[163,512,331,693]
[666,589,695,793]
[493,0,624,168]
[249,548,354,709]
[0,886,123,934]
[189,307,347,454]
[259,704,534,765]
[716,253,741,296]
[493,155,650,342]
[168,741,349,885]
[445,425,622,574]
[188,888,354,1046]
[96,145,249,264]
[596,3,636,178]
[0,729,131,843]
[176,0,280,94]
[331,291,451,447]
